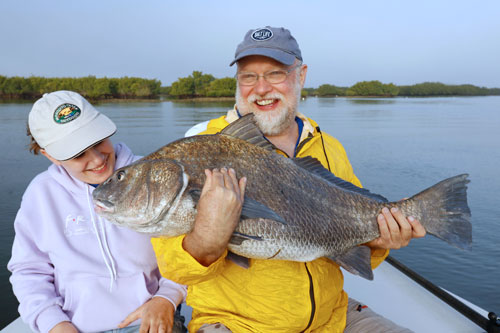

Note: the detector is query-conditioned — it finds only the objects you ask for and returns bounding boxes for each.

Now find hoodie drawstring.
[86,187,117,292]
[98,215,117,283]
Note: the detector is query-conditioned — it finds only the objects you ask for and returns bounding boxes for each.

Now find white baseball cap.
[28,90,117,161]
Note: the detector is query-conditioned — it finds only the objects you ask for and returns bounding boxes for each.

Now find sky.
[1,0,499,88]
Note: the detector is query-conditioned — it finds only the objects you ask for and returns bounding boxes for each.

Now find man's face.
[44,139,116,185]
[236,55,307,136]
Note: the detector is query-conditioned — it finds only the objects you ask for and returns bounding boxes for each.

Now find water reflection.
[346,98,397,105]
[170,100,235,109]
[0,97,499,326]
[315,97,397,107]
[170,100,234,127]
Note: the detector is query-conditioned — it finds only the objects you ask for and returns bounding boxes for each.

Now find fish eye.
[116,171,126,181]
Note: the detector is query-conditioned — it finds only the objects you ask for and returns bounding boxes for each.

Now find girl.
[8,91,186,333]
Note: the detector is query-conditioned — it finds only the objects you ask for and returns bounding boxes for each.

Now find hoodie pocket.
[59,273,155,332]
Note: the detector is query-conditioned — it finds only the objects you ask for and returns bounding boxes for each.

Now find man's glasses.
[236,63,302,86]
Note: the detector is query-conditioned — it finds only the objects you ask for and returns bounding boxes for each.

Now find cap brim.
[230,48,297,66]
[44,113,117,161]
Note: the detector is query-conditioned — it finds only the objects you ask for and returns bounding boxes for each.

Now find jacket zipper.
[296,131,320,332]
[295,134,314,156]
[301,263,316,332]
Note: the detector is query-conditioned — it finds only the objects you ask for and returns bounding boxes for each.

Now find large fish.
[93,114,472,280]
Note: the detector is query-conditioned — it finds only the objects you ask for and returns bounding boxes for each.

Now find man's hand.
[49,321,78,333]
[183,168,247,266]
[366,206,426,249]
[119,296,175,333]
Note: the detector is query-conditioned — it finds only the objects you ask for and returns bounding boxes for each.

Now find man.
[152,27,425,332]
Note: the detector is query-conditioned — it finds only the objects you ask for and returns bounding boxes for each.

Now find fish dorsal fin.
[292,156,389,203]
[220,114,275,151]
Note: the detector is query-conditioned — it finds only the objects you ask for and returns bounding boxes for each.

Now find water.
[1,97,499,328]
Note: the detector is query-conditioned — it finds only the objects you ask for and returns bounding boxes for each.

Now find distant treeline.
[0,75,161,100]
[2,74,499,101]
[163,71,236,98]
[165,73,500,98]
[309,81,500,97]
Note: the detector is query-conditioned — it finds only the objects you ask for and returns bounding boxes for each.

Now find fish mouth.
[94,199,115,214]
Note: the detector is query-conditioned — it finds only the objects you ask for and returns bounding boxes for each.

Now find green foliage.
[398,82,499,96]
[316,84,346,96]
[170,77,195,97]
[313,81,499,97]
[2,74,499,100]
[301,87,316,96]
[206,77,236,97]
[192,71,215,96]
[0,75,161,100]
[169,71,215,98]
[346,81,399,97]
[159,86,172,96]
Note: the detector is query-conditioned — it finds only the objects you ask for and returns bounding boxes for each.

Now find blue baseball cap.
[230,26,302,66]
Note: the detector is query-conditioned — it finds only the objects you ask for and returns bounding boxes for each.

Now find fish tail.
[403,174,472,250]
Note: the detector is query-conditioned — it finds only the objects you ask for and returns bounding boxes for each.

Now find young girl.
[8,91,187,333]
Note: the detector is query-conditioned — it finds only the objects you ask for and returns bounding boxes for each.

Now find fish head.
[92,158,187,234]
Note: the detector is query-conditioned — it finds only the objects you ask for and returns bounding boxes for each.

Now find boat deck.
[2,260,489,332]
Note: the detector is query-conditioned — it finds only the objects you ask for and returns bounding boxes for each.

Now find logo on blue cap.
[251,28,273,41]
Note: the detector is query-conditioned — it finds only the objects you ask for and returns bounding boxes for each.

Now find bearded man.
[152,26,425,332]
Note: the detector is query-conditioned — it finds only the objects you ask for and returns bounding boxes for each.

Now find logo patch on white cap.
[54,103,81,124]
[251,28,273,41]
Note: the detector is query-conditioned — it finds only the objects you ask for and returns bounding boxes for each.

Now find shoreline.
[158,95,500,102]
[0,96,237,103]
[1,95,498,104]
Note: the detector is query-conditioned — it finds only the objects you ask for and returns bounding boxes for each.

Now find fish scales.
[146,134,382,259]
[93,114,472,280]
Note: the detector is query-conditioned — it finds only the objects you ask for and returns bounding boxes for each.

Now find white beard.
[236,83,301,136]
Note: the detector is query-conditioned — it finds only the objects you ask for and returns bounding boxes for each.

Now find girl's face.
[42,139,116,185]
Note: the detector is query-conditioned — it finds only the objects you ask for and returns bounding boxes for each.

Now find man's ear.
[40,149,62,166]
[299,64,308,89]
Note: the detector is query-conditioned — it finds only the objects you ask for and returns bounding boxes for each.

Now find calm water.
[1,97,499,328]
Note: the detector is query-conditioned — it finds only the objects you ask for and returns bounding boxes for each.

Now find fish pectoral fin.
[229,231,263,245]
[191,186,287,225]
[241,197,287,225]
[191,190,287,225]
[329,246,374,280]
[226,251,250,269]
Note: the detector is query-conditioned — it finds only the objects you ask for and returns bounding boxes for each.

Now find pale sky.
[1,0,499,88]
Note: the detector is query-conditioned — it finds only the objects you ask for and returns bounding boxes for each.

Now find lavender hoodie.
[8,143,187,333]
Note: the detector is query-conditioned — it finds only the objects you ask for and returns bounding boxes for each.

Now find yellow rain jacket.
[152,109,389,332]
